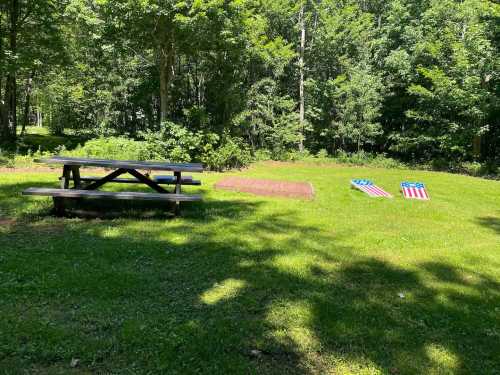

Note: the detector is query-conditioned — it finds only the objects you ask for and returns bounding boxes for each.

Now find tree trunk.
[158,15,175,125]
[298,4,306,152]
[21,71,33,136]
[5,0,18,141]
[0,13,5,141]
[36,107,42,127]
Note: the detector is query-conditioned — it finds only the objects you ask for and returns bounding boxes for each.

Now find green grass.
[0,162,499,374]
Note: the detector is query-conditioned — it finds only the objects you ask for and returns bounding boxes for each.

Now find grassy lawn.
[0,162,499,374]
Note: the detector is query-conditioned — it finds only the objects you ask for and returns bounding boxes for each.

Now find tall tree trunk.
[21,71,33,136]
[5,0,18,141]
[158,15,175,125]
[0,12,5,142]
[298,4,306,152]
[36,106,42,127]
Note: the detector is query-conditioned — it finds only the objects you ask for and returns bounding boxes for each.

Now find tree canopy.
[1,0,499,166]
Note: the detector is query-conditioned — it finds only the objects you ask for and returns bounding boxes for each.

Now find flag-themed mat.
[401,182,430,200]
[351,179,393,198]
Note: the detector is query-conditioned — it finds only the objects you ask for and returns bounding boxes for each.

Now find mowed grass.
[0,162,499,374]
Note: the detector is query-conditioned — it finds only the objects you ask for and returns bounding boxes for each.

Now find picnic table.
[22,156,203,216]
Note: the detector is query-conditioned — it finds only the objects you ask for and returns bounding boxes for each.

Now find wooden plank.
[83,168,128,190]
[22,188,202,202]
[37,156,204,173]
[154,175,201,185]
[126,169,168,194]
[63,176,201,186]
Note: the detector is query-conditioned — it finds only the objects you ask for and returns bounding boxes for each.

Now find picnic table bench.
[22,156,203,216]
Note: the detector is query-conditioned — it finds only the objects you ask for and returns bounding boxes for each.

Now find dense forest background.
[0,0,499,170]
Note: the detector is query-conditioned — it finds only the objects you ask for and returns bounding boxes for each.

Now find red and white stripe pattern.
[401,182,429,200]
[351,179,393,198]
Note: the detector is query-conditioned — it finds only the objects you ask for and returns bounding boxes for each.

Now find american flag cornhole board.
[351,179,393,198]
[401,182,430,200]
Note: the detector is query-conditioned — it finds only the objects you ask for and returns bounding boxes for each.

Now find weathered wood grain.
[83,168,128,190]
[62,176,201,186]
[37,156,204,172]
[126,169,168,194]
[23,188,202,202]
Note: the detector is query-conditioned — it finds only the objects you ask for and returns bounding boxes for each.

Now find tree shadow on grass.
[476,213,500,235]
[0,180,239,221]
[0,182,499,374]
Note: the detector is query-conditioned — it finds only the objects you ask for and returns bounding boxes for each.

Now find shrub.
[254,149,272,161]
[316,149,329,159]
[139,122,211,162]
[0,149,14,167]
[202,137,252,171]
[64,137,149,161]
[333,150,405,169]
[278,149,311,161]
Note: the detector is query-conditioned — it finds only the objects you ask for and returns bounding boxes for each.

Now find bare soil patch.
[0,217,16,226]
[215,176,314,200]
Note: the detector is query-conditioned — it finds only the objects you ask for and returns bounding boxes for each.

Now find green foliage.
[202,137,252,171]
[1,0,499,170]
[140,122,252,170]
[139,122,214,162]
[316,149,329,159]
[235,79,301,159]
[329,64,385,151]
[60,124,252,171]
[65,137,149,161]
[333,150,406,169]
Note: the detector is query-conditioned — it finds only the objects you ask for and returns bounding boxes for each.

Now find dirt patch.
[0,217,16,226]
[215,176,314,200]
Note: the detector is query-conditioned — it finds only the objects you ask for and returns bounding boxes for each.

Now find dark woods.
[0,0,499,167]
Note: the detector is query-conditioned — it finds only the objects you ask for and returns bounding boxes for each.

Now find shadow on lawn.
[0,180,232,220]
[0,182,499,373]
[476,214,500,235]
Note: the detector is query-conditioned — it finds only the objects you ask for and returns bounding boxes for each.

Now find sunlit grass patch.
[201,278,247,305]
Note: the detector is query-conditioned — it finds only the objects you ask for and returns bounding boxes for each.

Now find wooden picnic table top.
[37,156,204,173]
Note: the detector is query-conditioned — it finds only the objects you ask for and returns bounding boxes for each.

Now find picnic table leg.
[174,171,181,216]
[55,165,72,216]
[53,197,65,217]
[60,165,71,189]
[71,166,82,188]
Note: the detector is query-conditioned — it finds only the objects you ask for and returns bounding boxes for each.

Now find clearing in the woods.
[0,161,499,374]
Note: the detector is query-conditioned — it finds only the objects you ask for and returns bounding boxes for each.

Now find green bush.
[316,149,329,159]
[333,150,405,169]
[279,149,311,161]
[254,149,272,161]
[0,149,14,167]
[64,137,149,161]
[202,137,252,171]
[139,122,212,162]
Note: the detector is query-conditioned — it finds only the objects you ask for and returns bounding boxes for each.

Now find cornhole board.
[215,176,314,200]
[351,179,392,198]
[401,182,430,200]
